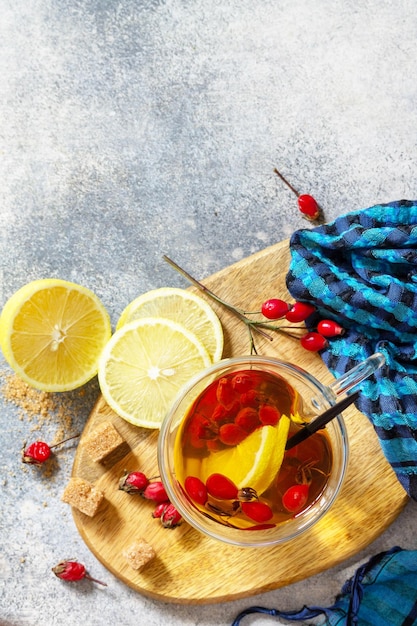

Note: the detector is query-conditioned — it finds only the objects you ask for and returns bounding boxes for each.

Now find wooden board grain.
[71,239,408,603]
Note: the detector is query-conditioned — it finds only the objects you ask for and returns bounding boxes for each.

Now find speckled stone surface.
[1,1,417,625]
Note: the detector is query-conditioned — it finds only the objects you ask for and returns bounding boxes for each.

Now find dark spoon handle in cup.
[285,391,360,451]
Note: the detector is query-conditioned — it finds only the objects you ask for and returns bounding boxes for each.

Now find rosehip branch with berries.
[163,256,344,355]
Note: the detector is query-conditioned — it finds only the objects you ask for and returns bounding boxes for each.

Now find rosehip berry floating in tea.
[259,404,281,426]
[285,302,316,323]
[231,372,253,393]
[300,332,328,352]
[241,501,274,523]
[317,319,345,337]
[206,473,238,500]
[282,484,310,513]
[22,433,80,465]
[52,560,107,586]
[184,476,208,505]
[273,168,321,221]
[261,298,290,320]
[219,422,247,446]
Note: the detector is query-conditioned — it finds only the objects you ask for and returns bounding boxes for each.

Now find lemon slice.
[116,287,223,363]
[201,417,291,495]
[98,317,212,428]
[0,279,111,392]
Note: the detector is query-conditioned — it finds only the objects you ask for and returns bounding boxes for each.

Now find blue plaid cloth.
[285,200,417,500]
[231,547,417,625]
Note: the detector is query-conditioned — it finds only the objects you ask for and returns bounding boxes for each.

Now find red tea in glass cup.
[158,354,384,547]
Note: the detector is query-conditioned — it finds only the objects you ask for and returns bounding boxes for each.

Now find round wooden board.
[71,239,408,604]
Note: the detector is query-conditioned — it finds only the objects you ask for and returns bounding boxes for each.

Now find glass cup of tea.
[158,353,385,547]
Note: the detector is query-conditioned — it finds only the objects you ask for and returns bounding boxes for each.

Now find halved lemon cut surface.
[0,279,111,392]
[116,287,223,363]
[200,416,291,495]
[98,317,211,428]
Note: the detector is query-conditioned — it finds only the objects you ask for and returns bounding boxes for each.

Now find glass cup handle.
[326,351,386,400]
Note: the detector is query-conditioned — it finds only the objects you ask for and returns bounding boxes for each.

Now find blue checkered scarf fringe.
[286,200,417,501]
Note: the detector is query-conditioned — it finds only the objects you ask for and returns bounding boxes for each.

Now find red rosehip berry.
[240,389,260,408]
[231,373,253,394]
[218,422,247,446]
[184,475,208,505]
[285,302,316,323]
[52,560,107,586]
[206,473,238,500]
[216,377,236,408]
[118,471,149,494]
[152,502,169,518]
[241,500,273,523]
[300,332,328,352]
[161,503,182,528]
[259,404,281,426]
[261,298,290,320]
[273,168,321,221]
[234,407,260,433]
[142,481,169,503]
[317,319,345,337]
[282,484,310,513]
[22,433,80,465]
[297,194,320,220]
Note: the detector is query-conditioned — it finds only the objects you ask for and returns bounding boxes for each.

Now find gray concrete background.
[1,1,417,624]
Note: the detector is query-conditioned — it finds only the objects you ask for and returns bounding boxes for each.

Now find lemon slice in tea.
[98,317,212,428]
[116,287,223,363]
[201,417,290,496]
[0,279,111,392]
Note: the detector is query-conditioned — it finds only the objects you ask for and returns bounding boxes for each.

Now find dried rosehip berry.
[161,503,182,528]
[119,471,149,494]
[52,560,107,586]
[261,298,290,320]
[22,433,80,465]
[241,501,273,523]
[152,502,169,518]
[142,481,169,503]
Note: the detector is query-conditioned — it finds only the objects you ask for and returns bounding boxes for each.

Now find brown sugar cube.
[61,477,104,517]
[83,420,125,462]
[123,538,156,571]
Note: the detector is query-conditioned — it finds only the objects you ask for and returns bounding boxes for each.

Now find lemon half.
[201,417,291,495]
[116,287,223,363]
[98,317,212,428]
[0,279,111,391]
